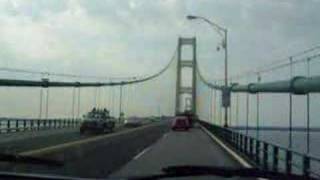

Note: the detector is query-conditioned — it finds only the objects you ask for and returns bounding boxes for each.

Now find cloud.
[0,0,319,122]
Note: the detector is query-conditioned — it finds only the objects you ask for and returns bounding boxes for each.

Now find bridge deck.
[111,126,248,179]
[0,122,251,179]
[0,124,127,153]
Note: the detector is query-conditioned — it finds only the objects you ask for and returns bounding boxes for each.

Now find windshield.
[0,1,320,179]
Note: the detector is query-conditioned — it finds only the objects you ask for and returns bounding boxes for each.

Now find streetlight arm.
[200,17,226,35]
[188,15,226,37]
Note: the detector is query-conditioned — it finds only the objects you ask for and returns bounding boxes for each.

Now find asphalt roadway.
[0,121,170,178]
[0,122,251,179]
[111,126,250,180]
[0,124,132,154]
[0,128,85,153]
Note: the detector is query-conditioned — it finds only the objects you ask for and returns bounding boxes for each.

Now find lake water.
[239,129,320,157]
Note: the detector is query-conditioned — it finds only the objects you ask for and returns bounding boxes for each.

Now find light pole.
[187,15,229,127]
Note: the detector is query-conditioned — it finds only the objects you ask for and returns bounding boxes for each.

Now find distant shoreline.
[230,126,320,132]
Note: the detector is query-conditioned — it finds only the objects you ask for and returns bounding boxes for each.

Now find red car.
[171,116,190,131]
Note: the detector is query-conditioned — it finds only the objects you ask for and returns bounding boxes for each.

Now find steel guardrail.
[198,120,320,179]
[0,118,81,134]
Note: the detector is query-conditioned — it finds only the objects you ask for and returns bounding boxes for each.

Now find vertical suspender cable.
[236,93,239,127]
[39,88,43,119]
[306,58,311,153]
[112,86,115,117]
[219,91,223,126]
[210,89,213,123]
[129,85,133,116]
[101,87,103,108]
[100,87,103,108]
[107,87,111,113]
[214,89,217,125]
[126,85,129,116]
[289,57,293,149]
[98,87,101,108]
[96,87,98,108]
[93,87,97,108]
[122,86,125,115]
[246,92,249,136]
[229,100,232,127]
[45,87,49,119]
[109,86,112,111]
[229,79,232,127]
[119,85,123,123]
[128,85,132,117]
[256,74,261,139]
[128,85,131,116]
[72,87,75,119]
[97,87,99,108]
[100,87,102,108]
[97,87,100,108]
[77,87,81,119]
[44,75,50,119]
[104,86,109,108]
[94,87,99,109]
[125,85,128,116]
[134,84,138,116]
[107,87,109,109]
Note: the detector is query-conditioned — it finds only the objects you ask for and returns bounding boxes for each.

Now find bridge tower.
[175,37,197,115]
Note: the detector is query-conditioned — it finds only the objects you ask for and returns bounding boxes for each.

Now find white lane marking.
[133,132,169,161]
[199,125,252,168]
[133,146,151,160]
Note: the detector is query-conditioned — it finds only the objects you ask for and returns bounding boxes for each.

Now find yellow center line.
[20,123,162,156]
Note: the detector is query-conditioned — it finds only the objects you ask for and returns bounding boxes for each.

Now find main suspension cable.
[0,48,178,87]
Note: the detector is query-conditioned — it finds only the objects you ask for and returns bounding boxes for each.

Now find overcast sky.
[1,0,319,79]
[0,0,320,126]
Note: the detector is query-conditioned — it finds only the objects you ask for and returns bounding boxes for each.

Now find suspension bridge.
[0,36,320,179]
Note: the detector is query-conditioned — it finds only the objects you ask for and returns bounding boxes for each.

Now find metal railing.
[0,118,81,134]
[199,120,320,179]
